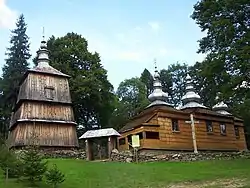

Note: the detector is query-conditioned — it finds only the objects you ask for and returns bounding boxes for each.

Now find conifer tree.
[0,14,31,138]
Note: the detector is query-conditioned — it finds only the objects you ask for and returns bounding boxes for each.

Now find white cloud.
[0,0,18,29]
[148,21,160,31]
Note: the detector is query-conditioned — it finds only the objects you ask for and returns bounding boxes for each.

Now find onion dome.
[36,37,50,68]
[180,74,207,109]
[212,101,231,115]
[146,60,172,108]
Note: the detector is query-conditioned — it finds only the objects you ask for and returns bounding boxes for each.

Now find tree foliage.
[166,63,189,107]
[0,14,31,138]
[41,33,115,130]
[45,164,65,188]
[21,146,48,183]
[191,0,250,146]
[116,77,149,119]
[140,68,153,97]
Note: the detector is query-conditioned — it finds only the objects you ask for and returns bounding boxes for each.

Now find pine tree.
[45,164,65,188]
[21,146,48,183]
[0,14,31,138]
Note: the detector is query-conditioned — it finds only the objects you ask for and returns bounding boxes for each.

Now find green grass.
[1,158,250,188]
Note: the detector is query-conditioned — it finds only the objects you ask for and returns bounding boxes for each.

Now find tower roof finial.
[42,27,45,41]
[36,27,50,67]
[154,58,157,71]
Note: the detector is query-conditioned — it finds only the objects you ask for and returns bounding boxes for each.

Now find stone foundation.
[110,149,250,163]
[14,148,86,160]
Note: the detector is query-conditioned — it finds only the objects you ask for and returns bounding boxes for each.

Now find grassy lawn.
[0,158,250,188]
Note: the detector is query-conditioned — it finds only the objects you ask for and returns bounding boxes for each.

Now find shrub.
[45,164,65,188]
[0,139,23,179]
[21,145,48,183]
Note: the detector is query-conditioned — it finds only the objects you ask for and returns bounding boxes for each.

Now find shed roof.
[79,128,120,139]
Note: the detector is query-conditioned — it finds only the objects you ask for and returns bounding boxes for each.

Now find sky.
[0,0,206,90]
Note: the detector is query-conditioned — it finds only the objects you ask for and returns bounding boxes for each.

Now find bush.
[45,164,65,188]
[21,145,48,183]
[0,140,23,179]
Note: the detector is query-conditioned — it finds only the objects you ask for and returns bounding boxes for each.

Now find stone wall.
[14,149,86,160]
[41,149,86,159]
[110,149,250,163]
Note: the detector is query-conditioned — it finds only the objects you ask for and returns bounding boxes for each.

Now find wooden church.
[118,65,247,152]
[8,38,79,149]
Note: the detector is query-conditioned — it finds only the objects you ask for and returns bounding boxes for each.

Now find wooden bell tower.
[8,38,79,149]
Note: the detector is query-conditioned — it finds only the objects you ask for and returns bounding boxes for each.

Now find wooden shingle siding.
[118,108,247,152]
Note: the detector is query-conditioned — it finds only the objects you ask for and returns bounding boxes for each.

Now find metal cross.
[42,27,45,40]
[185,114,199,154]
[154,58,157,70]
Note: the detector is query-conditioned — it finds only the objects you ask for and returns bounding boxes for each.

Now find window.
[44,86,55,99]
[119,138,125,145]
[234,126,240,138]
[145,131,159,139]
[206,120,213,133]
[220,124,226,135]
[136,132,143,139]
[172,119,179,132]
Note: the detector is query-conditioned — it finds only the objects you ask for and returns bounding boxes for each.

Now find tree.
[140,68,153,97]
[191,0,250,147]
[167,62,189,107]
[107,96,128,130]
[39,33,115,130]
[191,0,250,99]
[21,146,48,183]
[116,77,149,119]
[159,69,173,104]
[0,14,31,138]
[45,164,65,188]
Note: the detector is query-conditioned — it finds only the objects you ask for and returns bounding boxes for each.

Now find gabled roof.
[79,128,120,139]
[119,105,189,133]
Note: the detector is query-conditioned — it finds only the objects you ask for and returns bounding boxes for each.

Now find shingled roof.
[119,105,189,133]
[28,64,70,78]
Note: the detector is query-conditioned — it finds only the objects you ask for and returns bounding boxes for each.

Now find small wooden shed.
[79,128,120,161]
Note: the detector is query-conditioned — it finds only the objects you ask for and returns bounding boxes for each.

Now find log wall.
[9,122,79,148]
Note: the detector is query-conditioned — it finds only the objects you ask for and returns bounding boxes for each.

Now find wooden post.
[185,114,199,154]
[85,139,90,161]
[108,137,112,159]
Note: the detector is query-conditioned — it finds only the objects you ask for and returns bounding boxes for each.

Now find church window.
[172,119,179,132]
[206,120,213,133]
[145,131,159,139]
[44,86,55,99]
[220,124,226,135]
[234,126,240,138]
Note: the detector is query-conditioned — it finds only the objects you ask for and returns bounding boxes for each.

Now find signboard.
[132,135,140,148]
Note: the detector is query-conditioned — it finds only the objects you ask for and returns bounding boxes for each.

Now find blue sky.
[0,0,206,90]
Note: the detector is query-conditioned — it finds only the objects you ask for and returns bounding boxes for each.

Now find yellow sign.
[132,135,140,148]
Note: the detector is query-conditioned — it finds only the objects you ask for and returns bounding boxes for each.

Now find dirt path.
[168,178,248,188]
